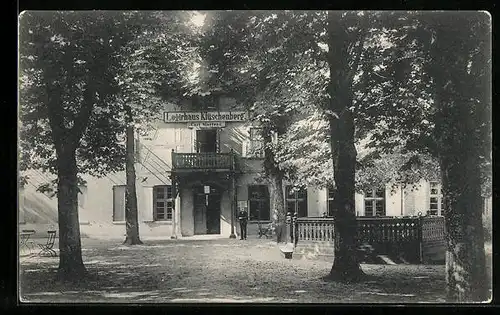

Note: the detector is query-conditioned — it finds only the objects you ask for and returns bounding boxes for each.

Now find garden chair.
[38,230,57,257]
[258,222,275,239]
[20,229,37,252]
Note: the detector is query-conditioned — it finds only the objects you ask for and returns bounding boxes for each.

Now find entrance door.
[193,191,206,235]
[206,193,221,234]
[196,129,218,153]
[193,186,221,235]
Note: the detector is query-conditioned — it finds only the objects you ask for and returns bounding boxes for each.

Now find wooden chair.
[20,229,37,252]
[258,223,275,239]
[38,230,57,257]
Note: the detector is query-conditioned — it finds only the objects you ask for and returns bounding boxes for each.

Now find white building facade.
[19,95,458,239]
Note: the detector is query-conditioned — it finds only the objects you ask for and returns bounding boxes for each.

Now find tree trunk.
[428,16,490,301]
[56,146,87,280]
[262,127,286,243]
[325,11,364,282]
[437,97,489,302]
[441,154,488,302]
[269,174,285,243]
[123,125,143,245]
[327,112,364,282]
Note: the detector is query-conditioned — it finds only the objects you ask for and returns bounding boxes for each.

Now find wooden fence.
[295,216,446,264]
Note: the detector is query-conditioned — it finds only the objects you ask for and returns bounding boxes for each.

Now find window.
[428,182,444,216]
[154,185,173,221]
[327,187,335,217]
[77,185,87,209]
[248,128,265,158]
[196,129,218,153]
[364,188,385,217]
[192,94,218,110]
[286,186,308,217]
[248,185,270,221]
[112,185,126,222]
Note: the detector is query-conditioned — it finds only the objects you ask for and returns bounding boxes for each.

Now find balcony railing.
[172,151,234,170]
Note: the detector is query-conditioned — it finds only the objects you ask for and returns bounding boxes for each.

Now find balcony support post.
[171,171,178,239]
[230,149,236,239]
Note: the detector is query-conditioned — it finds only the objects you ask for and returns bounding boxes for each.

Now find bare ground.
[19,237,489,303]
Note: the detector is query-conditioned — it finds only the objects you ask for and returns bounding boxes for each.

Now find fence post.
[418,215,424,263]
[292,212,298,247]
[285,212,292,245]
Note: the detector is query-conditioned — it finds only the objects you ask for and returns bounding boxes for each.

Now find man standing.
[238,208,248,240]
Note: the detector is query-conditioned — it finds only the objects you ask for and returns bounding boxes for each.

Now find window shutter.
[142,186,154,222]
[191,129,197,153]
[113,185,126,222]
[134,138,141,163]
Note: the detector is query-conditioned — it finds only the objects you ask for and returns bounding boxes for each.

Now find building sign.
[187,122,226,128]
[164,111,247,123]
[204,186,211,194]
[238,201,248,212]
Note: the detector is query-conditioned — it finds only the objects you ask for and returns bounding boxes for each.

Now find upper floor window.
[192,94,218,111]
[364,188,385,217]
[428,182,444,216]
[286,186,308,217]
[248,128,265,158]
[327,187,335,217]
[248,185,270,221]
[195,129,219,153]
[153,185,173,221]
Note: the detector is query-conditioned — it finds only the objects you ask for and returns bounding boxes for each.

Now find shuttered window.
[248,185,270,221]
[364,188,385,217]
[327,187,335,217]
[153,185,173,221]
[286,186,308,217]
[428,182,444,216]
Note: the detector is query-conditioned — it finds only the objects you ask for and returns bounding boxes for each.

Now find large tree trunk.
[437,96,489,301]
[327,112,364,282]
[269,174,285,243]
[325,11,364,282]
[123,125,143,245]
[262,127,286,243]
[441,153,488,302]
[56,146,87,280]
[428,15,490,301]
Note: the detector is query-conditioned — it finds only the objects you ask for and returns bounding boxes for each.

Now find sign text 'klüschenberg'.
[164,111,247,123]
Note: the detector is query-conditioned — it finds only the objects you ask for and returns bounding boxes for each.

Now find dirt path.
[20,238,450,303]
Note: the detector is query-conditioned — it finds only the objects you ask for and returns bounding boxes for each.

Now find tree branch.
[346,23,368,84]
[71,81,96,143]
[45,80,69,149]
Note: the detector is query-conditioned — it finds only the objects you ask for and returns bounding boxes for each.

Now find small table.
[20,230,36,253]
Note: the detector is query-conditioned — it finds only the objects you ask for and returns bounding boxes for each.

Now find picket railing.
[357,217,421,244]
[172,152,233,170]
[295,216,445,263]
[296,218,335,242]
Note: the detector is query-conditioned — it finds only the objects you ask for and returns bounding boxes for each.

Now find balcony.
[172,152,234,171]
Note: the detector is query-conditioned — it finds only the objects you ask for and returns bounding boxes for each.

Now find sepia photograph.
[18,10,492,304]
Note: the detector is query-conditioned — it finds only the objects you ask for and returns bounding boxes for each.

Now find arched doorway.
[193,184,222,235]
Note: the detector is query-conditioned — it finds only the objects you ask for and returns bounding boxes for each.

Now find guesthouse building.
[19,95,475,240]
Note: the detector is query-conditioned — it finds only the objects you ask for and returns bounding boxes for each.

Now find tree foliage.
[19,11,147,181]
[18,10,194,277]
